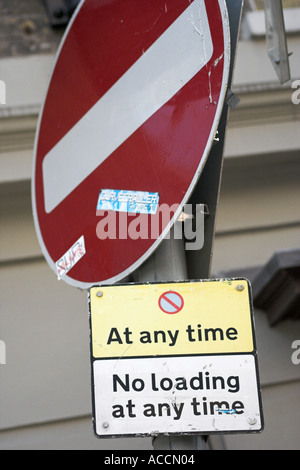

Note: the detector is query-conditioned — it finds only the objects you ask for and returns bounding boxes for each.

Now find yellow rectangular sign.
[89,279,255,359]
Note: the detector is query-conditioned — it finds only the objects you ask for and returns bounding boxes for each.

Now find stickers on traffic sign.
[32,0,231,288]
[96,189,160,215]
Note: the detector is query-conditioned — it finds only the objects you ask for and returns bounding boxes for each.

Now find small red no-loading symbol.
[158,291,184,314]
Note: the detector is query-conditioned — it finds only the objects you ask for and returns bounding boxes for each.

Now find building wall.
[0,4,300,450]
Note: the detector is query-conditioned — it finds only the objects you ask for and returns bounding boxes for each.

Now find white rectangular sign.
[93,355,262,437]
[89,281,264,438]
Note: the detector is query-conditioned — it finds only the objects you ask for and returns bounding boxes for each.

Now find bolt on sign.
[88,279,264,438]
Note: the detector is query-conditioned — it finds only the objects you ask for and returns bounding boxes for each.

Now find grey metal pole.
[132,0,244,451]
[133,225,188,284]
[133,225,208,451]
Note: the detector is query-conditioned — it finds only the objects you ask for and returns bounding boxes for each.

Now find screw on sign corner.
[235,284,245,292]
[158,291,184,314]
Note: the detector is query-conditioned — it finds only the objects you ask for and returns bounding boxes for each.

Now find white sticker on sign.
[56,235,86,280]
[92,354,263,437]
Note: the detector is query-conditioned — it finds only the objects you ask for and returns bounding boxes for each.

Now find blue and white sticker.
[97,189,159,215]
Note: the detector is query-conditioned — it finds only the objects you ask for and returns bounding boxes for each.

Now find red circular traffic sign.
[32,0,230,288]
[158,291,184,314]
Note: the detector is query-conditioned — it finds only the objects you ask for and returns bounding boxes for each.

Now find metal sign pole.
[133,228,208,450]
[186,0,244,280]
[263,0,291,84]
[133,0,244,451]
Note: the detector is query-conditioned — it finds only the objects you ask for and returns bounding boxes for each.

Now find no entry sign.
[32,0,230,288]
[158,291,184,314]
[89,280,264,437]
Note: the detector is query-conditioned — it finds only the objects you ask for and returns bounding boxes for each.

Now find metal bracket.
[44,0,80,27]
[226,90,240,110]
[252,249,300,326]
[263,0,291,84]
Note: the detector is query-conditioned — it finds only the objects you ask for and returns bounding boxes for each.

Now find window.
[245,0,300,36]
[254,0,300,9]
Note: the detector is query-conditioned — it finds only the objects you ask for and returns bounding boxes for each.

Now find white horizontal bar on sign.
[42,0,213,213]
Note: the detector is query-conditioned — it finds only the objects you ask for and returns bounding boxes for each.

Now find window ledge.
[252,249,300,326]
[246,8,300,37]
